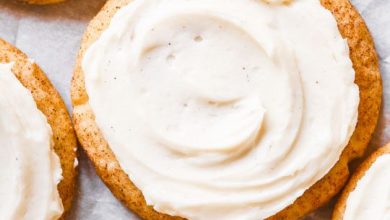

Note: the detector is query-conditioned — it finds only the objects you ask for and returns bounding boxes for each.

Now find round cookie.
[71,0,382,219]
[332,144,390,220]
[0,38,78,219]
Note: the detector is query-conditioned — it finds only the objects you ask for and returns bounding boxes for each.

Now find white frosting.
[0,63,63,220]
[82,0,359,219]
[344,154,390,220]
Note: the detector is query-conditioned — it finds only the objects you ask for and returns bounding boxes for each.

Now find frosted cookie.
[72,0,381,219]
[332,144,390,220]
[0,39,77,220]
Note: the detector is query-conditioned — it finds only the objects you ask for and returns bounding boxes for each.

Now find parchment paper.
[0,0,389,219]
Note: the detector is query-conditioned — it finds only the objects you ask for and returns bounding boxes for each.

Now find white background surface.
[0,0,389,219]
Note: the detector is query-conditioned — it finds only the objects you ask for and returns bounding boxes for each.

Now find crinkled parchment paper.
[0,0,389,219]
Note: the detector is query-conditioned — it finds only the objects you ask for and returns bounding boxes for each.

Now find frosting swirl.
[83,0,359,219]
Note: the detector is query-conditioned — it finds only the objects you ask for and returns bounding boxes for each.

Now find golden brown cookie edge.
[21,0,65,5]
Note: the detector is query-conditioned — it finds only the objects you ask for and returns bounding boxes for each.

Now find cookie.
[71,0,382,219]
[0,38,77,218]
[332,144,390,220]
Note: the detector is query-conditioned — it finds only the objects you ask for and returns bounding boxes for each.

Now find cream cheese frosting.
[344,154,390,220]
[82,0,359,219]
[0,63,63,220]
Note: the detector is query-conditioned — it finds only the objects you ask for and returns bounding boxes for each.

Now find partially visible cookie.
[0,38,77,218]
[332,144,390,220]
